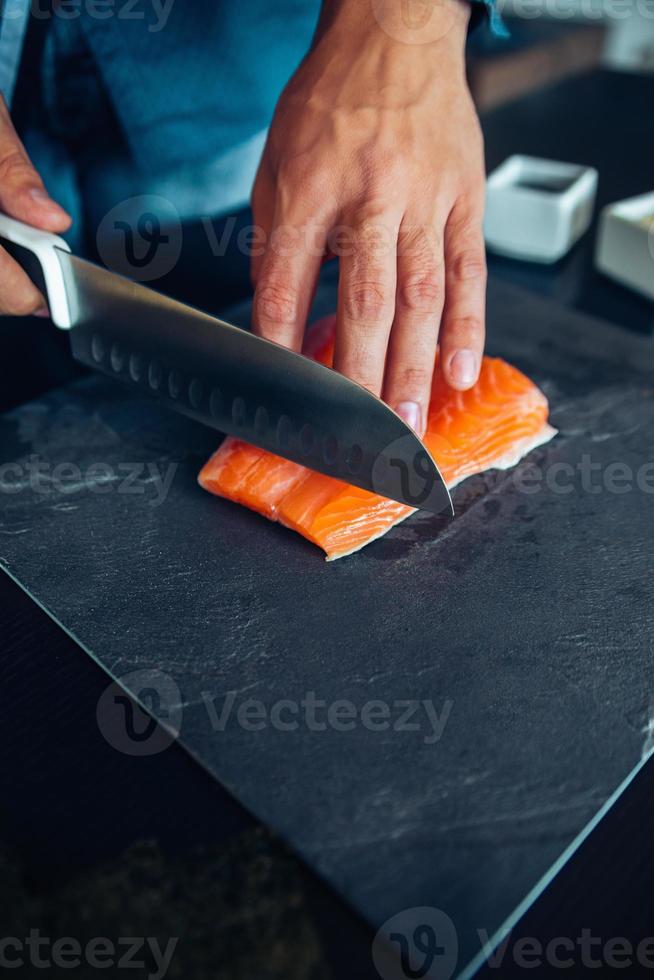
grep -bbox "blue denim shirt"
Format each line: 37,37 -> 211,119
1,1 -> 506,237
78,2 -> 322,174
80,0 -> 505,172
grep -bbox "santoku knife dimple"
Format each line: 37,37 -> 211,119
0,213 -> 453,516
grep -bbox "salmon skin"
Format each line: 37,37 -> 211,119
199,315 -> 557,561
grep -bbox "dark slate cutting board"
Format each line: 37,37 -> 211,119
1,276 -> 653,979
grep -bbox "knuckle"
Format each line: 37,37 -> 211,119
449,190 -> 484,228
396,365 -> 433,391
292,165 -> 330,203
359,166 -> 394,203
351,217 -> 394,259
277,156 -> 332,208
351,195 -> 389,223
446,313 -> 484,338
398,274 -> 443,313
343,279 -> 391,323
254,277 -> 300,326
0,149 -> 31,186
351,373 -> 381,396
460,180 -> 485,216
449,248 -> 486,284
362,147 -> 404,187
398,224 -> 442,261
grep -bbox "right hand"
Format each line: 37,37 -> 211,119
0,95 -> 71,317
250,0 -> 485,438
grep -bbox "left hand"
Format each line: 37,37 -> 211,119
251,0 -> 487,437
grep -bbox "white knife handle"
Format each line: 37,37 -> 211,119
0,212 -> 72,329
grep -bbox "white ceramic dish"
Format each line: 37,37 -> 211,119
484,155 -> 598,264
595,191 -> 654,302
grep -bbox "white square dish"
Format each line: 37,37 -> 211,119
595,191 -> 654,302
484,155 -> 598,264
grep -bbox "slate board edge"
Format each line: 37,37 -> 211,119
459,747 -> 654,979
1,554 -> 652,980
0,558 -> 382,950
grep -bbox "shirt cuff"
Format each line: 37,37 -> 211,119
470,0 -> 510,38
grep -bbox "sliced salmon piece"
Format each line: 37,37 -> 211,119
198,439 -> 265,506
199,316 -> 556,560
294,486 -> 412,559
236,454 -> 308,519
302,314 -> 336,366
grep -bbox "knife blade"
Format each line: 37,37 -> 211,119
0,214 -> 453,516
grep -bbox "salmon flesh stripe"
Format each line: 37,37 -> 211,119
198,315 -> 557,560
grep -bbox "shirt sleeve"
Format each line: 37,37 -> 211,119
470,0 -> 510,38
0,0 -> 31,105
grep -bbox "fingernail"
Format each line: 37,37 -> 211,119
395,401 -> 423,436
34,306 -> 50,318
449,349 -> 478,388
29,188 -> 54,204
29,188 -> 66,215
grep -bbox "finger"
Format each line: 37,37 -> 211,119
440,198 -> 486,391
252,198 -> 328,352
0,244 -> 46,316
249,158 -> 275,288
333,207 -> 401,396
382,216 -> 446,436
0,95 -> 70,233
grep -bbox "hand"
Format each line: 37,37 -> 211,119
0,95 -> 71,317
251,0 -> 486,437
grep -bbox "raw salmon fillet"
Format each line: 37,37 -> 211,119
199,315 -> 556,560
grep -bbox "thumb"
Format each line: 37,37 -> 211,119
0,96 -> 70,233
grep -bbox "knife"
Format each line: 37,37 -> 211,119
0,213 -> 453,516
